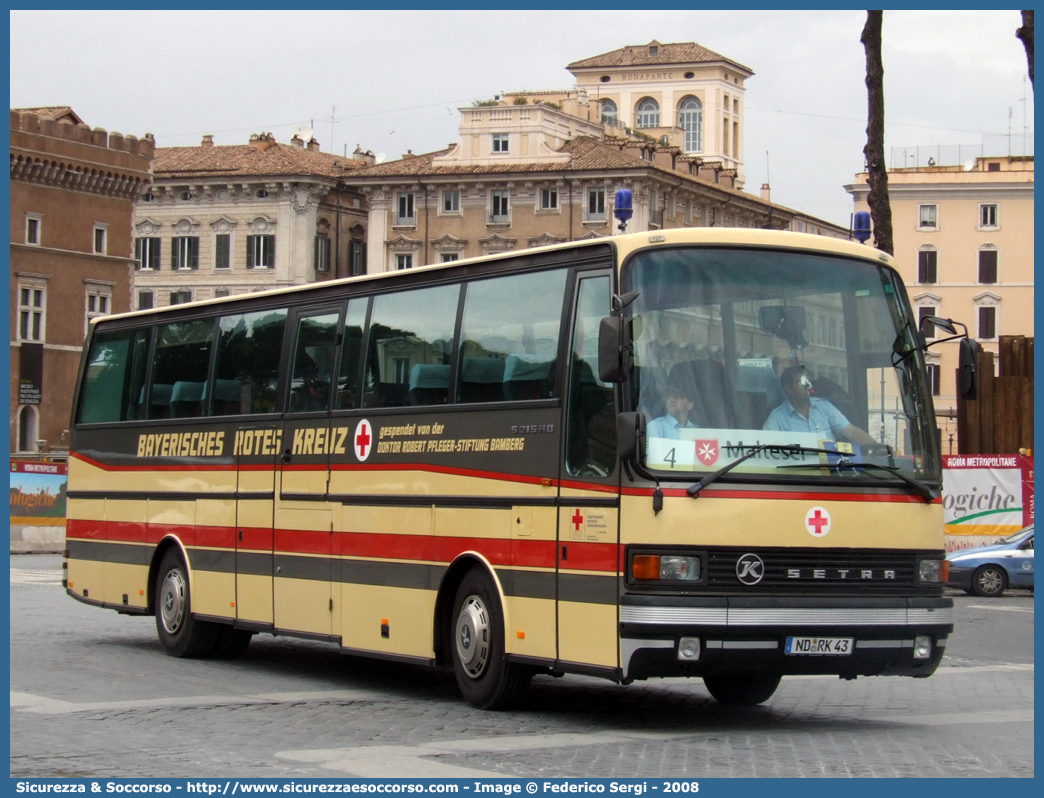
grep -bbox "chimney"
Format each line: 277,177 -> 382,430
201,134 -> 214,148
760,183 -> 771,203
306,137 -> 320,152
290,133 -> 305,148
353,145 -> 375,165
402,149 -> 415,159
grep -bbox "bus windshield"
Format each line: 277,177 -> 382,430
625,245 -> 939,481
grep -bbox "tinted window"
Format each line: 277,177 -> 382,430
457,269 -> 567,403
364,285 -> 459,408
335,299 -> 368,410
213,309 -> 287,415
77,328 -> 151,423
288,310 -> 341,413
148,319 -> 214,419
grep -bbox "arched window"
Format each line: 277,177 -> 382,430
679,96 -> 703,153
601,99 -> 618,127
635,98 -> 660,129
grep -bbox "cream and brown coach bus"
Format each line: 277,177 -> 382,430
65,227 -> 958,709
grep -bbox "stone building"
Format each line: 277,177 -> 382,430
846,155 -> 1034,447
132,133 -> 369,308
10,107 -> 154,454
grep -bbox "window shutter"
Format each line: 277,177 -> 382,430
978,250 -> 997,283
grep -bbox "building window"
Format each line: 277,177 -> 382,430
918,204 -> 938,229
214,234 -> 231,270
918,306 -> 938,339
138,291 -> 154,310
25,215 -> 41,245
18,285 -> 45,342
172,236 -> 200,270
396,192 -> 415,225
978,306 -> 997,340
601,99 -> 618,127
93,225 -> 108,255
539,187 -> 558,211
489,189 -> 510,223
395,253 -> 413,270
441,189 -> 460,214
917,249 -> 938,283
170,290 -> 192,306
492,133 -> 509,153
927,364 -> 941,396
678,96 -> 703,153
980,203 -> 998,228
214,289 -> 230,299
350,240 -> 365,276
135,237 -> 161,270
978,249 -> 998,284
17,405 -> 39,454
246,234 -> 275,269
636,98 -> 660,128
85,289 -> 111,335
586,187 -> 606,222
314,234 -> 331,273
440,253 -> 459,263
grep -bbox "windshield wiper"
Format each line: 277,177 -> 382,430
687,443 -> 833,498
778,459 -> 937,504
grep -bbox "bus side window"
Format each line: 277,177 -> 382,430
148,319 -> 214,420
288,311 -> 340,413
76,327 -> 152,424
363,284 -> 459,408
213,308 -> 288,415
335,299 -> 368,410
456,268 -> 567,404
566,274 -> 616,478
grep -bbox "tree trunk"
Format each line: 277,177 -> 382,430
861,10 -> 893,255
1017,10 -> 1034,89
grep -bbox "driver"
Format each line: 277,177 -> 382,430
647,372 -> 699,439
764,365 -> 875,444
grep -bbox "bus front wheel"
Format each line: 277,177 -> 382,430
703,671 -> 781,706
450,568 -> 531,709
154,548 -> 220,658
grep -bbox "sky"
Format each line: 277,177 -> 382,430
9,8 -> 1033,227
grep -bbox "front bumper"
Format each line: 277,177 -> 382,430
946,566 -> 975,591
620,595 -> 953,680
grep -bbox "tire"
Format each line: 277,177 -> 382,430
703,672 -> 782,706
450,568 -> 532,709
972,564 -> 1007,597
212,627 -> 254,659
154,548 -> 221,658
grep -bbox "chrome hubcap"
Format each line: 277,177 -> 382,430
160,568 -> 187,634
978,569 -> 1002,594
455,595 -> 490,679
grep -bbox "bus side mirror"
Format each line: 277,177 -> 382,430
958,338 -> 979,400
598,316 -> 630,383
616,411 -> 645,462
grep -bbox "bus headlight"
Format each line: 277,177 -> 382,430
918,558 -> 947,583
913,635 -> 932,660
633,554 -> 701,581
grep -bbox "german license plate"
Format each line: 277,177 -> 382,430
785,636 -> 853,655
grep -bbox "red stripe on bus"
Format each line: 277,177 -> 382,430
66,519 -> 621,573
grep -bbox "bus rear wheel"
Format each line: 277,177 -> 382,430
450,568 -> 531,709
703,671 -> 781,706
154,548 -> 221,658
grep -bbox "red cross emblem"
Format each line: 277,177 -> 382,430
571,509 -> 584,532
695,439 -> 719,467
805,506 -> 831,537
354,419 -> 372,462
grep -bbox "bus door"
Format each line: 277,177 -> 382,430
275,305 -> 343,638
556,271 -> 621,670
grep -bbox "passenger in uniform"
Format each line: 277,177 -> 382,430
764,365 -> 875,444
647,373 -> 699,439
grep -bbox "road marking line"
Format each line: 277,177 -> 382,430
10,689 -> 385,715
965,604 -> 1034,613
